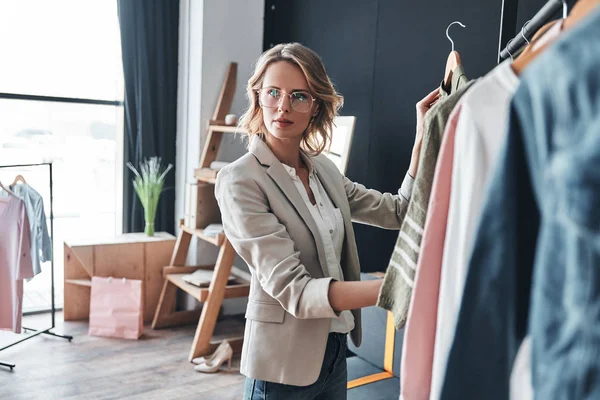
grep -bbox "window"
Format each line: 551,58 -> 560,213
0,0 -> 124,313
0,1 -> 124,101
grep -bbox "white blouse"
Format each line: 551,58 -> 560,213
283,153 -> 415,333
282,156 -> 355,333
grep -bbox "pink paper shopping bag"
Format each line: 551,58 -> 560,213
89,276 -> 144,339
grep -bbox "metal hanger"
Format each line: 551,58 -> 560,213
446,21 -> 466,52
521,20 -> 531,44
506,39 -> 515,60
443,21 -> 466,91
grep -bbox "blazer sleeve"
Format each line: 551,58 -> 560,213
344,173 -> 415,229
215,166 -> 338,320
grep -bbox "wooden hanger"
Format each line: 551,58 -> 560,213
11,174 -> 26,186
443,21 -> 466,91
444,52 -> 462,91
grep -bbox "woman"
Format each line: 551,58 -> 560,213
215,42 -> 439,399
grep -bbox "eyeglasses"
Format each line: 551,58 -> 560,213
257,87 -> 316,113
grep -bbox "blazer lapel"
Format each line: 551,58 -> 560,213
249,136 -> 329,277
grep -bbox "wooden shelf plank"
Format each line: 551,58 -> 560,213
180,225 -> 224,246
194,167 -> 217,177
208,125 -> 248,134
166,273 -> 250,303
194,168 -> 217,184
213,283 -> 250,303
162,265 -> 214,277
199,283 -> 250,303
65,278 -> 92,287
167,274 -> 203,300
195,176 -> 216,184
65,232 -> 176,247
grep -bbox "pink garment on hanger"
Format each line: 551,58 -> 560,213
400,104 -> 462,400
0,196 -> 34,333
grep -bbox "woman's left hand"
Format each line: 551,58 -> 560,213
408,88 -> 440,177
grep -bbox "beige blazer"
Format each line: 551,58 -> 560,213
215,135 -> 410,386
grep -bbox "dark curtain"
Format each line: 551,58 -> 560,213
117,0 -> 179,234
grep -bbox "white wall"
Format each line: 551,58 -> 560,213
175,0 -> 264,313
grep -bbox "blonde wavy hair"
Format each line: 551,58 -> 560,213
238,43 -> 344,155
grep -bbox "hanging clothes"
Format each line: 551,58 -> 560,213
402,58 -> 522,400
377,65 -> 475,329
10,183 -> 52,277
429,59 -> 520,400
441,6 -> 600,399
0,196 -> 34,333
400,104 -> 464,400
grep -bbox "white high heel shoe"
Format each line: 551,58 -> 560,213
192,340 -> 230,365
194,340 -> 233,373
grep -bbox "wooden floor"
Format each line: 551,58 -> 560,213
0,312 -> 246,400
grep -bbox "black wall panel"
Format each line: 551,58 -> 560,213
264,0 -> 379,186
362,1 -> 502,270
263,0 -> 560,272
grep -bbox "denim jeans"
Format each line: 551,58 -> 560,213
243,332 -> 348,400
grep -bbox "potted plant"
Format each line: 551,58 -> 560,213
126,157 -> 173,236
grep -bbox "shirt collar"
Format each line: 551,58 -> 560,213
282,150 -> 314,179
440,64 -> 467,97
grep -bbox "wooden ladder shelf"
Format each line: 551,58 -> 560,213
152,62 -> 251,361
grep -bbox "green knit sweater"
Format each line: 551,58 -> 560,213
377,66 -> 476,329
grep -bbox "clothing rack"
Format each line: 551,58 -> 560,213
0,162 -> 72,371
499,0 -> 570,61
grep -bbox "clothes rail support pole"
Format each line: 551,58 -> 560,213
0,162 -> 73,371
497,0 -> 520,64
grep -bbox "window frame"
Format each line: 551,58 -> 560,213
1,91 -> 125,314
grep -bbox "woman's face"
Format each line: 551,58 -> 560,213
260,61 -> 317,143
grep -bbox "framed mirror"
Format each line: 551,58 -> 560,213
323,116 -> 355,175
